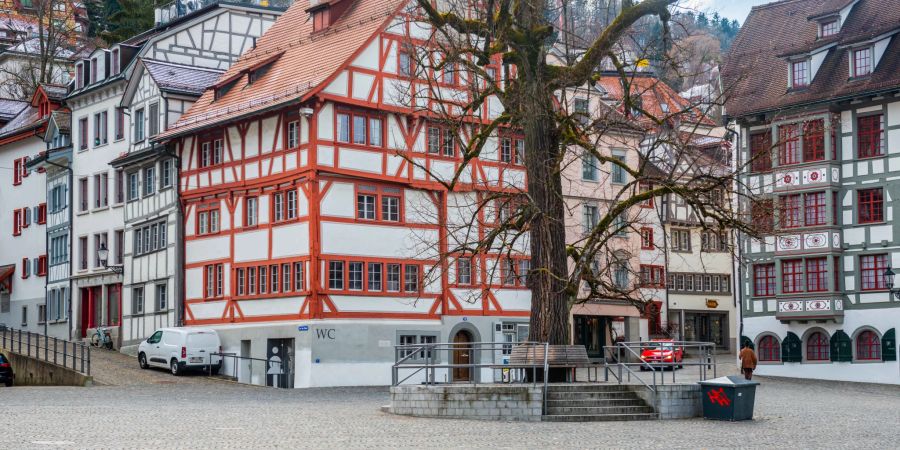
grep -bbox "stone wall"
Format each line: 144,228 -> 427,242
2,351 -> 93,386
632,384 -> 702,419
389,385 -> 543,421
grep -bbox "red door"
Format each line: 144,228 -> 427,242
80,288 -> 90,337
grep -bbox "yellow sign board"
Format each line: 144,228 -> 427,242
706,299 -> 719,308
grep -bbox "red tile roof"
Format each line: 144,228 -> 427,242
595,72 -> 716,128
158,0 -> 404,140
723,0 -> 900,118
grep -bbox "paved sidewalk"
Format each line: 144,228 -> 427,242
88,348 -> 221,386
1,374 -> 898,449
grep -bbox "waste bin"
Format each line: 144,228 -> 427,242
697,375 -> 760,421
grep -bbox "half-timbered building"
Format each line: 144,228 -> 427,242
63,1 -> 284,347
725,0 -> 899,382
109,2 -> 284,349
154,0 -> 543,386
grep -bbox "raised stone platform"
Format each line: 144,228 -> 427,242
387,382 -> 702,421
389,384 -> 543,421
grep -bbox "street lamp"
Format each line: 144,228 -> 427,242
98,243 -> 123,274
884,267 -> 900,300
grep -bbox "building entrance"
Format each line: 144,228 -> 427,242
573,315 -> 608,359
683,312 -> 728,350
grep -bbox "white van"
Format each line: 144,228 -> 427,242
138,328 -> 222,376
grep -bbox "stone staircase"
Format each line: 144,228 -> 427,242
542,384 -> 658,422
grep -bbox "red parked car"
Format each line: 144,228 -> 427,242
639,339 -> 683,370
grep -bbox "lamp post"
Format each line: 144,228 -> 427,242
98,243 -> 123,274
884,267 -> 900,300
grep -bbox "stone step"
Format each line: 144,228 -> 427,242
545,398 -> 646,407
546,405 -> 656,415
542,413 -> 659,422
546,384 -> 630,392
546,391 -> 639,400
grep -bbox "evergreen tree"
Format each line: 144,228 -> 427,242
104,0 -> 156,43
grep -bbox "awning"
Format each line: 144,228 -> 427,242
571,301 -> 641,318
0,264 -> 14,294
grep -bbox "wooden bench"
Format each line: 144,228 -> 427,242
508,345 -> 597,382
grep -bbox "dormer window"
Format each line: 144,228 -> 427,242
852,47 -> 872,77
90,58 -> 98,84
791,60 -> 810,88
821,20 -> 839,37
312,7 -> 330,32
111,49 -> 119,75
75,63 -> 83,88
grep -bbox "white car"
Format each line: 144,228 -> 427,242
138,328 -> 222,376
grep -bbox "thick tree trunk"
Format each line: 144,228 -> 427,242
523,103 -> 570,345
518,3 -> 571,346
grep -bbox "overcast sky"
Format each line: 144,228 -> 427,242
680,0 -> 772,23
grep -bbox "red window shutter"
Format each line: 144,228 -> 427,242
38,255 -> 47,276
37,203 -> 47,224
12,209 -> 21,236
13,158 -> 22,185
21,257 -> 28,278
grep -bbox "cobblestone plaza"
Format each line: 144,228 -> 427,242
1,369 -> 897,449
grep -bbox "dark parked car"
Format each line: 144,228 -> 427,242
0,352 -> 13,387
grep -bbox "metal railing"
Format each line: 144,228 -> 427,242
602,340 -> 717,405
155,0 -> 293,26
391,341 -> 549,386
209,352 -> 292,388
391,341 -> 550,413
0,327 -> 91,376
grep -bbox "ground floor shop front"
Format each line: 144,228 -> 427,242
205,315 -> 530,388
667,293 -> 737,352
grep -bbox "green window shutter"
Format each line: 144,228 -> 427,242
741,336 -> 754,350
830,330 -> 852,362
782,332 -> 802,362
882,328 -> 896,362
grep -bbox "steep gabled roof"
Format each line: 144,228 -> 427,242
596,72 -> 716,128
0,99 -> 28,122
158,0 -> 404,140
143,59 -> 224,96
723,0 -> 900,118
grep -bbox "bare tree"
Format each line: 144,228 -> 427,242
397,0 -> 762,345
0,0 -> 83,99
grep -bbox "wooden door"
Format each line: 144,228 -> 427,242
452,331 -> 472,382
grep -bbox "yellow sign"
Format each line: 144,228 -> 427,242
706,299 -> 719,308
636,59 -> 650,68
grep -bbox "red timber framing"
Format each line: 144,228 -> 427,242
176,11 -> 530,326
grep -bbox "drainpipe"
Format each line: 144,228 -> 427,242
43,155 -> 74,341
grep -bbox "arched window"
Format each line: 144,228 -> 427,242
759,335 -> 781,361
806,331 -> 829,361
856,330 -> 881,360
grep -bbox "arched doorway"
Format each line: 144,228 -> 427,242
451,330 -> 473,382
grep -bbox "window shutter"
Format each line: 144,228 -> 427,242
882,328 -> 896,362
32,257 -> 39,274
830,329 -> 852,362
23,207 -> 31,226
781,331 -> 802,362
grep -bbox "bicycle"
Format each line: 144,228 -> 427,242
91,326 -> 113,350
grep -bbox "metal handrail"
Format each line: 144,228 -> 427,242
392,341 -> 550,414
602,341 -> 719,408
0,327 -> 91,376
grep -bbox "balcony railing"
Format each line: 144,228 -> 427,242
155,0 -> 293,26
775,297 -> 844,322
